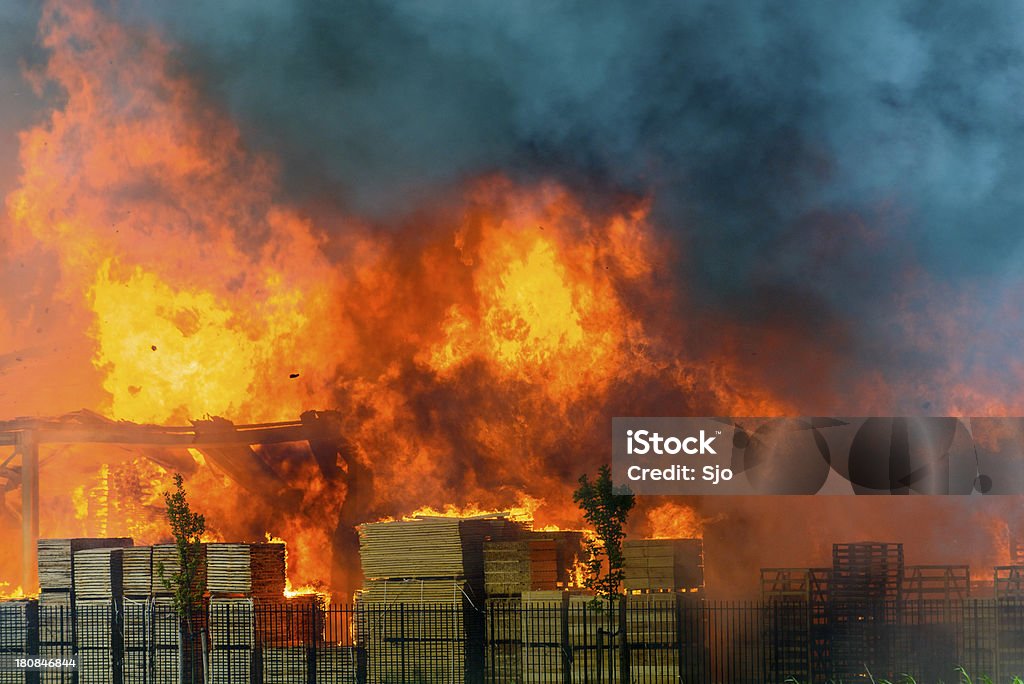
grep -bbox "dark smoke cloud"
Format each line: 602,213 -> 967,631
1,1 -> 1023,411
59,0 -> 1017,411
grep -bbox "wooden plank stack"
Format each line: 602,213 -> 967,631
0,600 -> 36,684
206,543 -> 286,599
485,597 -> 522,684
37,588 -> 73,682
519,591 -> 621,684
74,599 -> 117,684
359,516 -> 525,581
209,597 -> 254,684
120,598 -> 150,684
37,539 -> 133,592
315,645 -> 358,684
151,543 -> 207,596
261,646 -> 308,683
484,532 -> 586,595
121,547 -> 153,598
356,514 -> 523,684
357,589 -> 468,684
623,539 -> 704,592
255,593 -> 325,647
625,594 -> 681,683
72,549 -> 124,600
151,598 -> 181,684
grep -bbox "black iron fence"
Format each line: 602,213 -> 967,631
2,597 -> 1024,683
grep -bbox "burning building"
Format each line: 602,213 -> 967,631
1,0 -> 1024,635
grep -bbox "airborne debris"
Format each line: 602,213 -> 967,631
289,373 -> 300,378
150,345 -> 157,351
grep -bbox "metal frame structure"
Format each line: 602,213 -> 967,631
0,410 -> 352,593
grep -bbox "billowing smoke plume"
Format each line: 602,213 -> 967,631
1,1 -> 1024,597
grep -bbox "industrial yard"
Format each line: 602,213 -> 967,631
1,516 -> 1024,683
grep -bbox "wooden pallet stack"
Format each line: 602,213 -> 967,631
519,590 -> 619,684
120,597 -> 150,684
0,600 -> 36,684
624,593 -> 683,683
151,598 -> 180,684
623,539 -> 704,593
121,547 -> 153,598
357,515 -> 523,684
261,646 -> 308,683
74,599 -> 118,684
208,597 -> 254,684
36,591 -> 73,684
314,645 -> 359,683
206,542 -> 286,600
151,543 -> 207,596
484,531 -> 585,596
119,547 -> 152,684
35,538 -> 132,684
255,593 -> 325,648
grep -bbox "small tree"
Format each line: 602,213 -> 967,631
156,473 -> 206,684
573,464 -> 635,601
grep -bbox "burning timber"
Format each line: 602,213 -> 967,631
0,409 -> 371,598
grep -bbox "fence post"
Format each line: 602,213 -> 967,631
561,592 -> 571,684
400,603 -> 407,684
619,594 -> 629,684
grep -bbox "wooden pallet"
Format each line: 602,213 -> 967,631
261,646 -> 308,683
121,547 -> 153,597
73,548 -> 124,599
314,644 -> 358,683
37,538 -> 133,591
151,543 -> 207,596
358,516 -> 524,580
623,539 -> 703,592
206,542 -> 286,599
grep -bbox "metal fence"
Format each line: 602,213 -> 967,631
3,597 -> 1024,683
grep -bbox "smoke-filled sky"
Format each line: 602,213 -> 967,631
2,1 -> 1024,595
3,0 -> 1024,413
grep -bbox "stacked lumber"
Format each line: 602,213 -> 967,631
73,548 -> 123,599
37,538 -> 133,591
37,591 -> 73,653
485,532 -> 586,595
121,598 -> 151,684
261,646 -> 308,683
121,547 -> 153,597
356,514 -> 523,683
149,598 -> 205,684
519,591 -> 623,684
358,516 -> 524,580
625,594 -> 681,682
623,539 -> 704,592
255,593 -> 326,647
485,598 -> 522,684
206,542 -> 286,599
75,599 -> 117,684
315,645 -> 358,683
151,598 -> 180,684
151,543 -> 207,596
209,598 -> 254,684
357,580 -> 470,684
484,542 -> 532,595
0,600 -> 36,684
209,648 -> 252,684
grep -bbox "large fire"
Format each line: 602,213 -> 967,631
1,1 -> 1018,602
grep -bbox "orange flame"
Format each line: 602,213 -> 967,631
645,502 -> 705,539
0,1 -> 790,594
